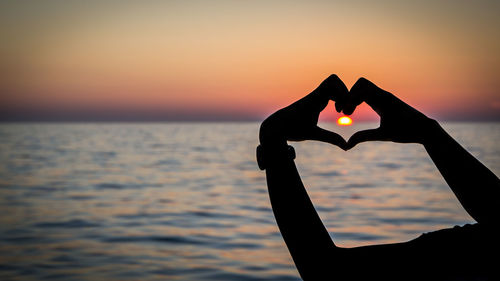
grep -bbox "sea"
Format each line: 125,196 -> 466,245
0,122 -> 499,281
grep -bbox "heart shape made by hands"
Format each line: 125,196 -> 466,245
259,75 -> 436,152
334,77 -> 437,150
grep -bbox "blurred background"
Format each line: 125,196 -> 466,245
0,1 -> 499,280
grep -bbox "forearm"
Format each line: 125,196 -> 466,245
264,149 -> 336,279
423,121 -> 500,225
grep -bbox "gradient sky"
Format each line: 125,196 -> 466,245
1,0 -> 499,121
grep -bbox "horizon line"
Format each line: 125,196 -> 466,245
1,118 -> 500,123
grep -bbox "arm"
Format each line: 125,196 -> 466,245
264,149 -> 339,280
260,76 -> 499,280
345,78 -> 500,225
423,122 -> 500,225
258,75 -> 348,279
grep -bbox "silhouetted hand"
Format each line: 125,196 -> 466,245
342,78 -> 438,149
260,74 -> 348,149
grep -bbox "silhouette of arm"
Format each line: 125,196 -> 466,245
260,76 -> 499,280
258,75 -> 348,279
263,151 -> 339,280
260,77 -> 421,280
263,151 -> 429,279
345,78 -> 500,225
423,123 -> 500,225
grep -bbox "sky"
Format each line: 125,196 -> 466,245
0,0 -> 499,121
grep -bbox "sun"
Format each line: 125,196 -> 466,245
337,116 -> 353,126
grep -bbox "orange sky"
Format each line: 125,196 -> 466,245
1,0 -> 499,121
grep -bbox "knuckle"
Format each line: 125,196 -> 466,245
353,77 -> 370,89
358,77 -> 368,83
328,74 -> 339,80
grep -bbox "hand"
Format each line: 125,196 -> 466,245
260,74 -> 348,150
341,78 -> 439,149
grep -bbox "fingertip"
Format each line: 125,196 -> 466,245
340,143 -> 349,151
312,126 -> 349,150
340,139 -> 348,150
335,101 -> 343,113
332,140 -> 347,151
346,134 -> 360,150
327,74 -> 340,81
358,77 -> 369,83
344,142 -> 356,150
342,105 -> 355,115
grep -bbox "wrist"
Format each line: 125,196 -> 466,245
256,144 -> 295,170
420,118 -> 445,146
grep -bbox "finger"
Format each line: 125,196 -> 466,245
313,74 -> 349,102
310,126 -> 348,150
344,77 -> 395,116
297,74 -> 348,116
335,100 -> 343,113
346,128 -> 386,150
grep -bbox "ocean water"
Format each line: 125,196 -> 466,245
0,122 -> 499,281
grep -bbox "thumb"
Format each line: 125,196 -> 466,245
310,126 -> 347,150
346,128 -> 386,150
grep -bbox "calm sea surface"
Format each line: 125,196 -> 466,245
0,122 -> 499,281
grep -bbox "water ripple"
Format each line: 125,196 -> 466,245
34,219 -> 101,228
102,235 -> 206,245
0,122 -> 497,280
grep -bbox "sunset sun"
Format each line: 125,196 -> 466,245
337,116 -> 353,126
